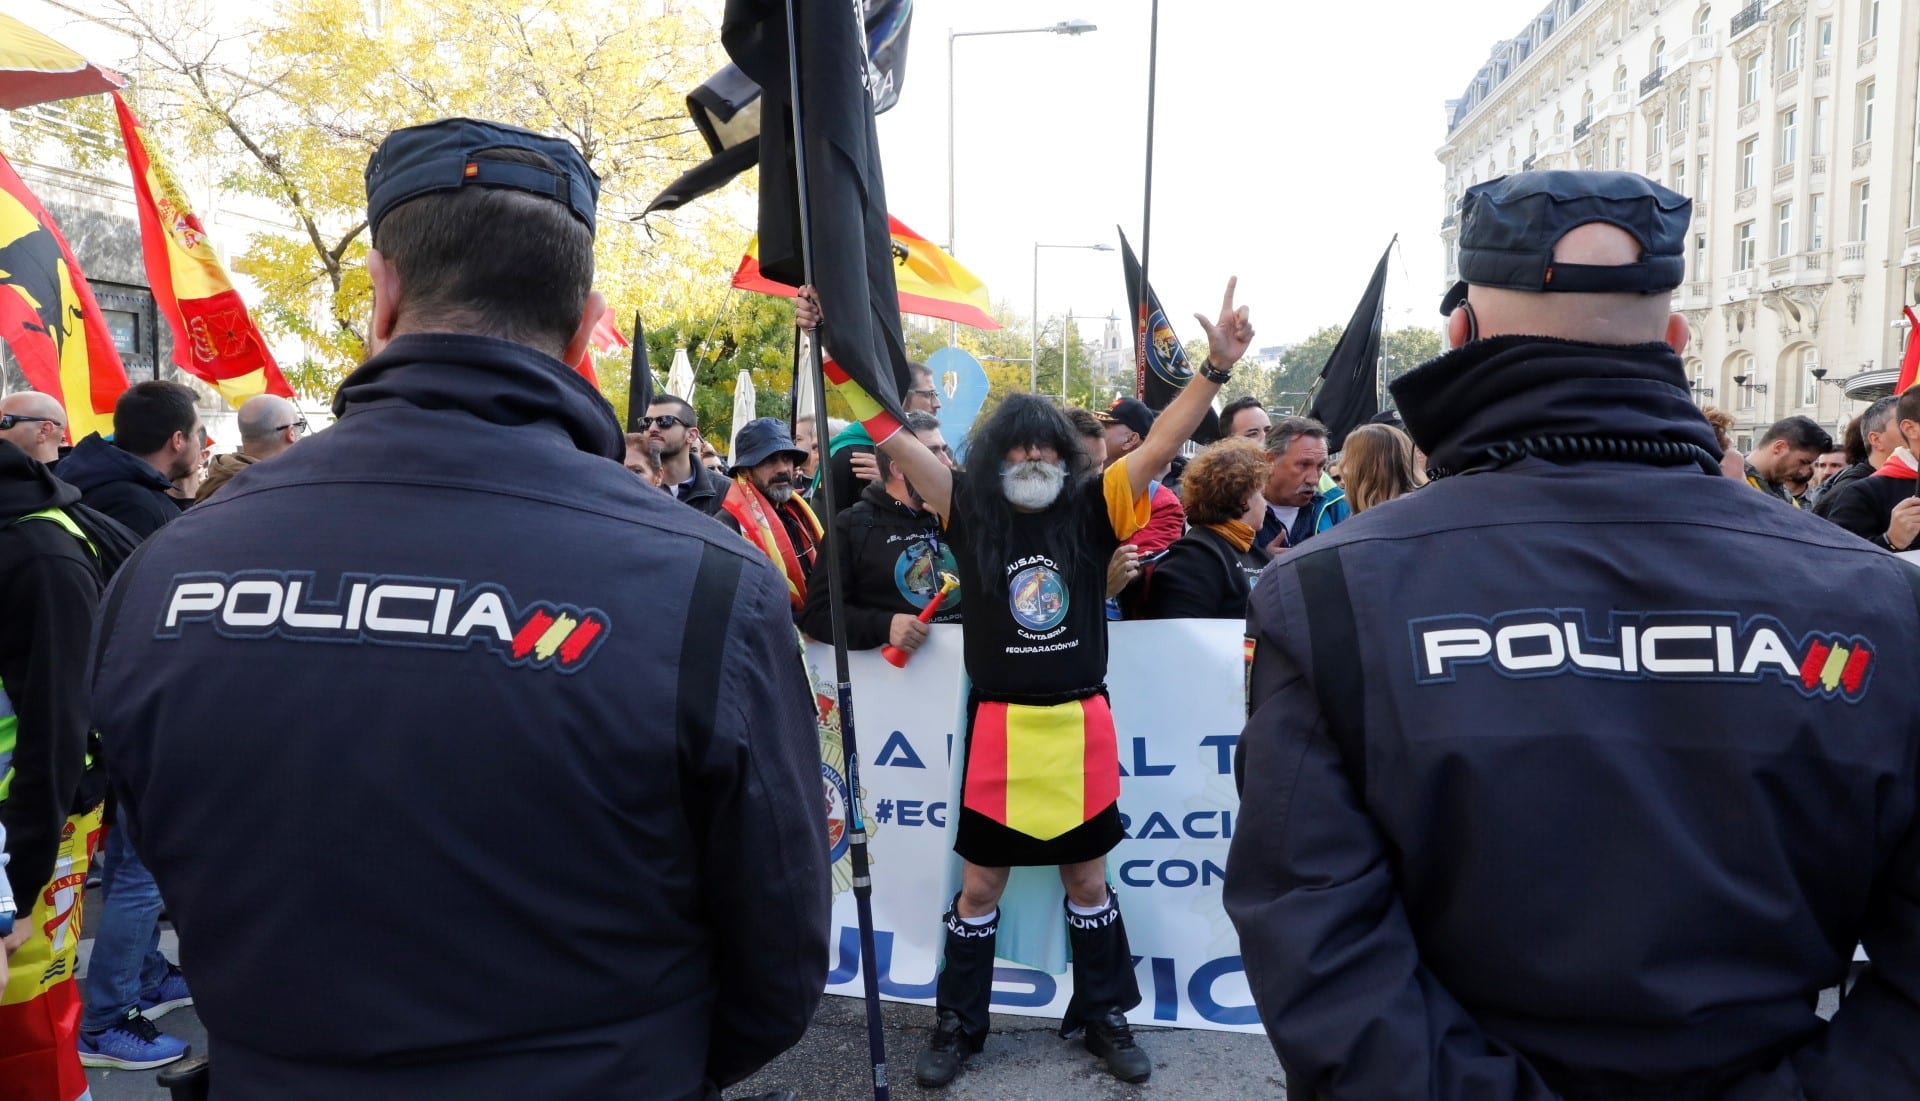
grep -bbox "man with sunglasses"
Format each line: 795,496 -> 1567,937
644,395 -> 729,516
821,360 -> 941,514
0,393 -> 66,464
195,393 -> 307,502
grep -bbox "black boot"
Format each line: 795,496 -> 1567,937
915,898 -> 995,1088
1061,888 -> 1151,1083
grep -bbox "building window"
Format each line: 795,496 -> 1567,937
1673,159 -> 1687,193
1614,66 -> 1629,94
1779,108 -> 1798,164
1809,193 -> 1826,249
1801,348 -> 1821,405
1677,93 -> 1690,130
1783,19 -> 1803,71
1812,97 -> 1828,152
1816,17 -> 1833,57
1737,221 -> 1757,269
1694,232 -> 1709,275
1581,89 -> 1595,120
1740,136 -> 1758,187
1853,180 -> 1871,240
1776,201 -> 1793,256
1735,355 -> 1756,410
1698,153 -> 1710,183
1698,88 -> 1712,122
1652,113 -> 1666,152
1695,5 -> 1713,37
1862,0 -> 1879,39
1857,80 -> 1875,144
1615,136 -> 1627,168
1741,52 -> 1761,106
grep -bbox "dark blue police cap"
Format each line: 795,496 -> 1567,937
364,117 -> 600,238
732,417 -> 809,470
1439,170 -> 1691,315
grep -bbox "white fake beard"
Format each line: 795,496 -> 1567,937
1001,459 -> 1068,510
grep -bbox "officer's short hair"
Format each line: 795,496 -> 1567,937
1263,415 -> 1329,459
1757,415 -> 1832,453
113,380 -> 199,455
1897,389 -> 1920,432
373,146 -> 593,354
876,411 -> 941,484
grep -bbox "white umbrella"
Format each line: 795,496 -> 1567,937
729,370 -> 757,463
667,347 -> 696,402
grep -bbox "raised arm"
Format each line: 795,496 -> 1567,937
1124,276 -> 1254,501
793,286 -> 953,520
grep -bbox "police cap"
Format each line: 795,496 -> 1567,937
1439,170 -> 1690,315
364,117 -> 601,237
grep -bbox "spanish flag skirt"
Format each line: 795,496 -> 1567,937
956,687 -> 1122,867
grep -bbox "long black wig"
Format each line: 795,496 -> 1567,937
952,393 -> 1102,597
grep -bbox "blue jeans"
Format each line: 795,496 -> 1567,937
80,824 -> 171,1033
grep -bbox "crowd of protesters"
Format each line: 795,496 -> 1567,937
3,125 -> 1918,1101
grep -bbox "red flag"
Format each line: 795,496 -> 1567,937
571,300 -> 628,389
0,150 -> 128,441
1899,305 -> 1920,393
113,92 -> 293,405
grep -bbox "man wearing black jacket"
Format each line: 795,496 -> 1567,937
54,381 -> 203,539
0,438 -> 107,1087
799,412 -> 958,651
90,119 -> 827,1101
1817,385 -> 1920,550
1228,171 -> 1920,1099
1814,394 -> 1898,514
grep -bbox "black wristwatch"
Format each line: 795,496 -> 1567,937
1199,358 -> 1233,384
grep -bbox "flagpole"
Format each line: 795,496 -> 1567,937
781,3 -> 892,1098
1133,0 -> 1160,399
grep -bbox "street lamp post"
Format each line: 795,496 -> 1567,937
947,19 -> 1097,344
1032,242 -> 1113,392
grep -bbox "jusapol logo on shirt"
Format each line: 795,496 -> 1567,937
1411,609 -> 1874,702
156,571 -> 610,673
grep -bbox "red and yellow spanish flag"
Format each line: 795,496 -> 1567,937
113,92 -> 293,406
734,215 -> 1001,331
963,696 -> 1121,841
0,150 -> 127,442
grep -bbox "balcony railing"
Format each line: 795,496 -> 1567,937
1730,1 -> 1766,37
1810,154 -> 1828,175
1442,213 -> 1458,230
1573,115 -> 1593,140
1766,256 -> 1793,277
1814,58 -> 1831,78
1725,269 -> 1756,295
1640,68 -> 1666,97
1599,90 -> 1633,118
1837,242 -> 1867,275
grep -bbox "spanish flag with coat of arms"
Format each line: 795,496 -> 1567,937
113,91 -> 293,405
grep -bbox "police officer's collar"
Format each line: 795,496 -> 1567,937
333,332 -> 624,461
1391,335 -> 1719,480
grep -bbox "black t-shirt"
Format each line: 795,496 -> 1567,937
946,464 -> 1143,699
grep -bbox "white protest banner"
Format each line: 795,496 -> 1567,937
807,618 -> 1259,1033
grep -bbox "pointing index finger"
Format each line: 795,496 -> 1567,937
1221,276 -> 1239,319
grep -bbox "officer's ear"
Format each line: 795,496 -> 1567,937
1446,304 -> 1474,349
367,249 -> 401,356
1664,312 -> 1691,355
561,291 -> 608,375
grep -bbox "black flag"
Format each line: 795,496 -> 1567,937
1309,241 -> 1392,452
646,1 -> 913,215
625,312 -> 654,432
725,0 -> 912,422
1119,228 -> 1218,442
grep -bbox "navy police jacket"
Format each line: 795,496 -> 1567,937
91,334 -> 830,1101
1225,336 -> 1920,1100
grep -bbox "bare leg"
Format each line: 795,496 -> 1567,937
1058,857 -> 1108,908
957,861 -> 1011,918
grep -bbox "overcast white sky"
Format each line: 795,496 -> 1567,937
873,0 -> 1553,349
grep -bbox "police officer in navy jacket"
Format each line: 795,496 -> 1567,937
1226,172 -> 1920,1099
90,119 -> 828,1101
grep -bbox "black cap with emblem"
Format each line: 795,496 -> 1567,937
1439,170 -> 1691,316
364,117 -> 601,238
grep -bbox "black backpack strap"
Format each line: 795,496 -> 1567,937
1295,547 -> 1368,798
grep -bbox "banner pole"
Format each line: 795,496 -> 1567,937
781,3 -> 892,1098
1133,0 -> 1161,400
